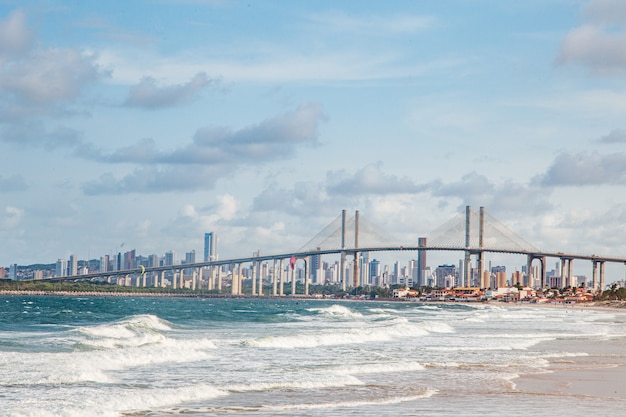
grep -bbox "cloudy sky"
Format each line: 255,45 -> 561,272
2,0 -> 626,279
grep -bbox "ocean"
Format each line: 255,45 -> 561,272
1,295 -> 626,417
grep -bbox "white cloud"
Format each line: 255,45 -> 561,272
326,163 -> 426,196
79,103 -> 326,195
124,72 -> 217,109
3,206 -> 24,228
0,10 -> 33,59
534,151 -> 626,186
596,128 -> 626,143
559,0 -> 626,74
215,194 -> 238,220
0,9 -> 108,127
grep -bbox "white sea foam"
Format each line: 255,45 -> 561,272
243,320 -> 433,348
306,304 -> 363,318
225,374 -> 364,392
177,387 -> 439,414
332,360 -> 425,375
7,383 -> 228,417
0,328 -> 217,386
265,387 -> 439,411
75,314 -> 171,349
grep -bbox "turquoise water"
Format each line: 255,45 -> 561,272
1,296 -> 626,416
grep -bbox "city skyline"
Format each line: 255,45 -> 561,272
3,1 -> 626,281
1,232 -> 609,291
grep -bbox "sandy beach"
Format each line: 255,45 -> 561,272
514,309 -> 626,402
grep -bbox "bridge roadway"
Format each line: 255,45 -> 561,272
42,245 -> 626,293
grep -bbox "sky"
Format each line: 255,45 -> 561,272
2,0 -> 626,280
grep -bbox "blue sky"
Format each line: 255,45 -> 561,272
2,0 -> 626,279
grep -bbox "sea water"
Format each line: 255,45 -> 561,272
1,296 -> 626,417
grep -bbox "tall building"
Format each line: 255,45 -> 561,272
123,250 -> 136,270
148,254 -> 159,268
56,259 -> 67,277
164,251 -> 177,266
369,259 -> 381,285
204,232 -> 217,261
435,264 -> 457,288
184,250 -> 196,275
68,254 -> 78,276
100,255 -> 109,272
9,264 -> 17,280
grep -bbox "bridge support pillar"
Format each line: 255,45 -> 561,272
231,264 -> 241,295
340,252 -> 346,291
464,206 -> 471,287
568,259 -> 575,288
230,265 -> 235,295
272,259 -> 278,296
599,261 -> 606,293
304,257 -> 309,296
354,210 -> 360,289
353,252 -> 360,288
207,267 -> 213,291
478,207 -> 485,288
279,259 -> 285,296
251,262 -> 257,296
217,266 -> 222,292
341,209 -> 347,291
258,261 -> 263,296
541,256 -> 547,288
477,251 -> 485,289
291,261 -> 296,296
192,268 -> 199,291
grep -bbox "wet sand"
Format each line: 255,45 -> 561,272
514,316 -> 626,400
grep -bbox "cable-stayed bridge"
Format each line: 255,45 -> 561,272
43,206 -> 626,295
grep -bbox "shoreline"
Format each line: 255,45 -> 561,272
2,289 -> 626,312
514,335 -> 626,401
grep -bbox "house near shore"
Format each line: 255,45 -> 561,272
393,287 -> 419,298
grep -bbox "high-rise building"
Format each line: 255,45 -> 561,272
184,250 -> 196,275
148,254 -> 159,267
496,271 -> 507,288
369,259 -> 381,285
68,255 -> 78,276
123,250 -> 136,270
435,264 -> 457,288
164,251 -> 177,266
204,232 -> 217,261
9,264 -> 17,280
100,255 -> 109,272
56,259 -> 67,277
